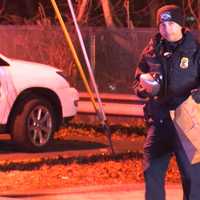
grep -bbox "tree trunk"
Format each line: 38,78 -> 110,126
0,0 -> 6,15
100,0 -> 115,27
77,0 -> 90,24
198,0 -> 200,30
188,0 -> 200,30
22,0 -> 36,18
149,0 -> 160,27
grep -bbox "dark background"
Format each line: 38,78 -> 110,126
0,0 -> 199,28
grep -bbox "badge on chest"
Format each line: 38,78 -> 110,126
180,57 -> 189,69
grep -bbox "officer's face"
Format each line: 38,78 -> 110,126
159,21 -> 183,42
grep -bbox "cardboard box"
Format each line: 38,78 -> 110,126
173,96 -> 200,164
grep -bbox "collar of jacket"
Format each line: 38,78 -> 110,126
153,29 -> 198,55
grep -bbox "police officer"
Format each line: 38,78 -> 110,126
133,4 -> 200,200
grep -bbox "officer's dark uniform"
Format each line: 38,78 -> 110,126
134,29 -> 200,200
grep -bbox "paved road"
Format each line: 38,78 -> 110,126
0,184 -> 182,200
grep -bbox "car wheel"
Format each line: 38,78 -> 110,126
11,97 -> 57,151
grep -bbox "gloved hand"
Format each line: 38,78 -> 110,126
139,73 -> 162,97
133,72 -> 162,98
191,88 -> 200,103
132,79 -> 149,98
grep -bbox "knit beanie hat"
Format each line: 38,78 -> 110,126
156,5 -> 184,27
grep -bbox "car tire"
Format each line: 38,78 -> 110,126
11,97 -> 57,152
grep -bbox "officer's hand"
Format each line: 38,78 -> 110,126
191,88 -> 200,103
132,79 -> 149,99
136,87 -> 149,98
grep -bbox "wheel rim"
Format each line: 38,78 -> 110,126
27,105 -> 53,147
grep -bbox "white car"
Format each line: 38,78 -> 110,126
0,53 -> 79,151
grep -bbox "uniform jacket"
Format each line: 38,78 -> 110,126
135,29 -> 200,109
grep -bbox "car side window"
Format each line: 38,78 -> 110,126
0,58 -> 9,66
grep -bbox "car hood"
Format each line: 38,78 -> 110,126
10,59 -> 61,72
4,58 -> 70,93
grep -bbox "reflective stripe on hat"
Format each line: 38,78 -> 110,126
160,11 -> 172,22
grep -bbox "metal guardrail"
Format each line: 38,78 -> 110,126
78,92 -> 145,117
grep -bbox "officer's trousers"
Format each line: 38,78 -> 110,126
143,100 -> 200,200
